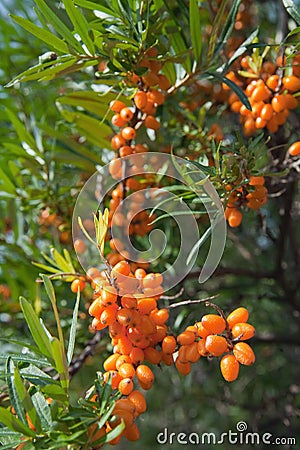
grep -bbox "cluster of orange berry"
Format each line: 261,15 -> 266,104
225,54 -> 300,136
86,260 -> 173,443
175,306 -> 255,382
224,175 -> 268,227
38,207 -> 71,244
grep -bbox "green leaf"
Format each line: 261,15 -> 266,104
206,0 -> 230,63
50,247 -> 75,273
41,275 -> 64,349
59,109 -> 112,148
64,0 -> 95,55
40,384 -> 68,403
0,407 -> 35,437
189,0 -> 202,64
19,297 -> 54,363
282,0 -> 300,25
31,390 -> 53,430
67,288 -> 81,365
215,0 -> 242,55
50,339 -> 69,392
210,72 -> 252,110
6,358 -> 27,427
35,0 -> 83,53
10,14 -> 69,53
6,108 -> 37,151
0,167 -> 16,196
31,262 -> 61,274
13,368 -> 41,433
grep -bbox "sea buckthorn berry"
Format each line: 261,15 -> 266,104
116,308 -> 133,326
117,336 -> 133,355
251,85 -> 271,102
71,278 -> 86,293
271,94 -> 286,113
118,362 -> 136,379
201,314 -> 226,334
101,286 -> 118,306
157,74 -> 171,90
123,423 -> 140,441
142,272 -> 163,288
231,323 -> 255,340
103,353 -> 120,372
283,75 -> 300,92
121,126 -> 137,141
233,342 -> 255,365
144,115 -> 160,130
128,390 -> 147,414
177,330 -> 195,346
255,117 -> 267,129
100,307 -> 117,326
103,370 -> 122,389
137,297 -> 157,315
205,335 -> 228,357
144,347 -> 161,365
136,364 -> 154,386
135,268 -> 147,279
147,89 -> 165,105
220,354 -> 240,382
118,378 -> 134,396
115,355 -> 132,370
121,295 -> 137,310
111,134 -> 126,150
185,342 -> 201,363
227,307 -> 249,328
129,347 -> 144,365
195,322 -> 210,338
142,71 -> 159,87
162,335 -> 177,354
249,176 -> 265,186
110,100 -> 126,112
119,145 -> 133,157
227,208 -> 243,227
112,260 -> 131,276
109,157 -> 122,177
197,338 -> 209,357
120,107 -> 134,121
111,113 -> 127,127
134,91 -> 148,109
74,238 -> 86,254
175,359 -> 191,376
288,141 -> 300,156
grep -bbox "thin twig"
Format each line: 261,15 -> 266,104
160,287 -> 184,300
166,294 -> 219,309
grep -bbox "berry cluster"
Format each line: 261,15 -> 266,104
225,54 -> 300,136
225,176 -> 268,227
175,307 -> 255,382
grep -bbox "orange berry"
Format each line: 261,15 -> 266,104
271,94 -> 286,113
100,306 -> 117,326
118,378 -> 134,396
175,359 -> 191,375
142,71 -> 159,87
128,390 -> 147,414
110,100 -> 126,112
231,323 -> 255,340
112,260 -> 131,276
101,286 -> 118,306
233,342 -> 255,365
117,336 -> 133,355
220,354 -> 240,382
144,347 -> 161,365
185,342 -> 201,363
227,307 -> 249,328
144,115 -> 160,130
205,335 -> 228,356
288,141 -> 300,156
255,117 -> 267,129
111,133 -> 126,150
266,74 -> 279,91
111,113 -> 127,127
118,362 -> 136,379
119,145 -> 133,157
137,297 -> 157,315
249,176 -> 265,186
116,308 -> 133,326
120,107 -> 134,121
227,208 -> 243,227
88,298 -> 104,317
103,370 -> 122,389
109,157 -> 122,177
121,126 -> 136,141
157,74 -> 171,90
147,89 -> 165,105
103,353 -> 120,372
201,314 -> 226,334
134,91 -> 148,109
177,330 -> 195,346
123,423 -> 140,441
162,335 -> 177,354
251,85 -> 271,102
74,238 -> 86,254
282,75 -> 300,92
115,355 -> 132,370
195,322 -> 210,338
129,347 -> 144,365
150,308 -> 169,325
71,278 -> 86,293
136,364 -> 154,386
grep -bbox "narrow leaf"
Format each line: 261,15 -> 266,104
67,288 -> 81,365
189,0 -> 202,64
13,368 -> 41,433
6,358 -> 27,426
51,339 -> 69,392
0,407 -> 35,437
210,72 -> 252,110
41,275 -> 64,349
31,391 -> 52,430
282,0 -> 300,25
10,14 -> 69,53
64,0 -> 95,55
19,297 -> 53,363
